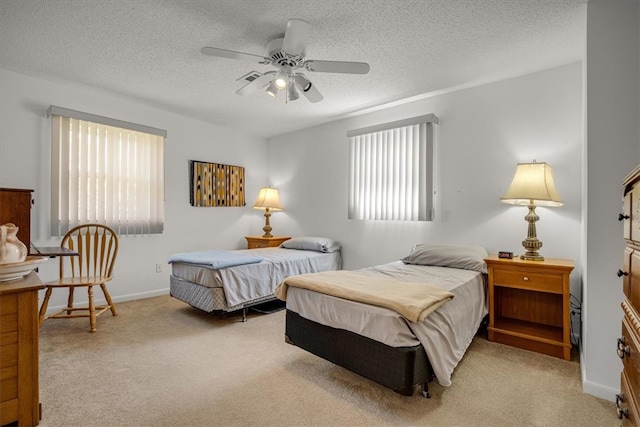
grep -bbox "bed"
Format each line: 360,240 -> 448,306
169,237 -> 342,321
275,244 -> 488,398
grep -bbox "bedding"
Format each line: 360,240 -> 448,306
279,247 -> 488,397
275,270 -> 454,322
169,243 -> 342,320
168,250 -> 263,269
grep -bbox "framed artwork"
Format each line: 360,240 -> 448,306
189,160 -> 245,207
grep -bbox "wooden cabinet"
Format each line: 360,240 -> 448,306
0,188 -> 33,254
618,165 -> 640,425
244,236 -> 290,249
0,272 -> 44,426
485,255 -> 574,360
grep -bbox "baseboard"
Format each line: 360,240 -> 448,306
43,288 -> 170,315
580,350 -> 618,402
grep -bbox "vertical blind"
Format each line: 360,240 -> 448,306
49,106 -> 166,236
348,114 -> 437,221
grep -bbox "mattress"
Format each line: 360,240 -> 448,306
170,247 -> 342,312
286,261 -> 487,386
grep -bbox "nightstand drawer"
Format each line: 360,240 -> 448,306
493,269 -> 563,294
249,240 -> 270,249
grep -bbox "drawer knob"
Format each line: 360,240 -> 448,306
619,213 -> 630,221
618,269 -> 629,278
523,276 -> 529,281
617,337 -> 631,359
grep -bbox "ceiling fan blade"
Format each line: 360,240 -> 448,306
304,60 -> 370,74
235,72 -> 275,96
293,74 -> 323,103
201,47 -> 271,65
282,19 -> 310,56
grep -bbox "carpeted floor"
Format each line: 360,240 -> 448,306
37,294 -> 618,427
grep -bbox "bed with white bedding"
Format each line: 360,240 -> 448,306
169,237 -> 342,321
276,244 -> 488,397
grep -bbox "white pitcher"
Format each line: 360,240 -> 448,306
0,223 -> 28,265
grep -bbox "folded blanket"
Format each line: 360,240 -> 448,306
168,250 -> 263,269
275,270 -> 454,322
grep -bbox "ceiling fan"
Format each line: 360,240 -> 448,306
200,19 -> 370,103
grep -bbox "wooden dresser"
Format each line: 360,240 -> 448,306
0,188 -> 34,254
0,272 -> 44,426
618,165 -> 640,424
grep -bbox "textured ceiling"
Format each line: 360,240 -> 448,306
0,0 -> 586,139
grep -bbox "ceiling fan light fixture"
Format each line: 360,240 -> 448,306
293,74 -> 312,92
274,65 -> 291,90
265,80 -> 278,97
287,80 -> 300,101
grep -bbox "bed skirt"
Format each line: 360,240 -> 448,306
285,309 -> 433,397
169,274 -> 276,314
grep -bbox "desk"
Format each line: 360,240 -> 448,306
31,246 -> 79,257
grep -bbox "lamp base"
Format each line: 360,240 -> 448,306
520,204 -> 544,261
520,252 -> 544,261
262,208 -> 273,238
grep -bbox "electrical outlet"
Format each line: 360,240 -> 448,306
155,263 -> 162,273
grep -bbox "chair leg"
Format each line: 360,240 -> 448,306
88,286 -> 97,333
39,287 -> 52,327
67,287 -> 75,315
100,283 -> 117,316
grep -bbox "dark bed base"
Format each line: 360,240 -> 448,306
285,309 -> 434,397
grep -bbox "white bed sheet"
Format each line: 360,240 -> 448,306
171,247 -> 342,308
285,261 -> 487,387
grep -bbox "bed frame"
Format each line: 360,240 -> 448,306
285,309 -> 434,398
170,274 -> 278,322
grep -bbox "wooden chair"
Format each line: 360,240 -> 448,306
39,224 -> 119,332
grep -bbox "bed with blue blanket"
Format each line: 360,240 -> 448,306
168,237 -> 342,321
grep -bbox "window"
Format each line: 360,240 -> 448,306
348,114 -> 438,221
48,106 -> 165,235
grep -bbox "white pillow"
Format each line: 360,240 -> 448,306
402,244 -> 488,273
280,236 -> 341,253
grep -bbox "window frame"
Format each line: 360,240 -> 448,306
347,114 -> 438,221
48,105 -> 166,236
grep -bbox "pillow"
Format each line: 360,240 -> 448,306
280,236 -> 341,253
402,244 -> 488,273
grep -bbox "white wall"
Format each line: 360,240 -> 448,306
582,0 -> 640,400
267,62 -> 583,327
0,69 -> 269,310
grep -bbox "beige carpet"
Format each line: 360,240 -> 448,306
37,295 -> 617,427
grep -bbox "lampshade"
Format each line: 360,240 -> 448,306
252,187 -> 283,211
501,161 -> 562,261
253,187 -> 283,238
500,162 -> 563,207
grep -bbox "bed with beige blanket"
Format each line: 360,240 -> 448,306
275,244 -> 489,398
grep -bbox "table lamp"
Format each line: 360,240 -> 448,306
500,161 -> 563,261
252,187 -> 284,238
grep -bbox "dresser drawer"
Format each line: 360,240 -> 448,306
492,269 -> 563,294
620,371 -> 640,425
621,315 -> 640,403
624,249 -> 640,311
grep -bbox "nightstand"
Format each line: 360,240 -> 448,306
244,236 -> 291,249
484,254 -> 574,360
